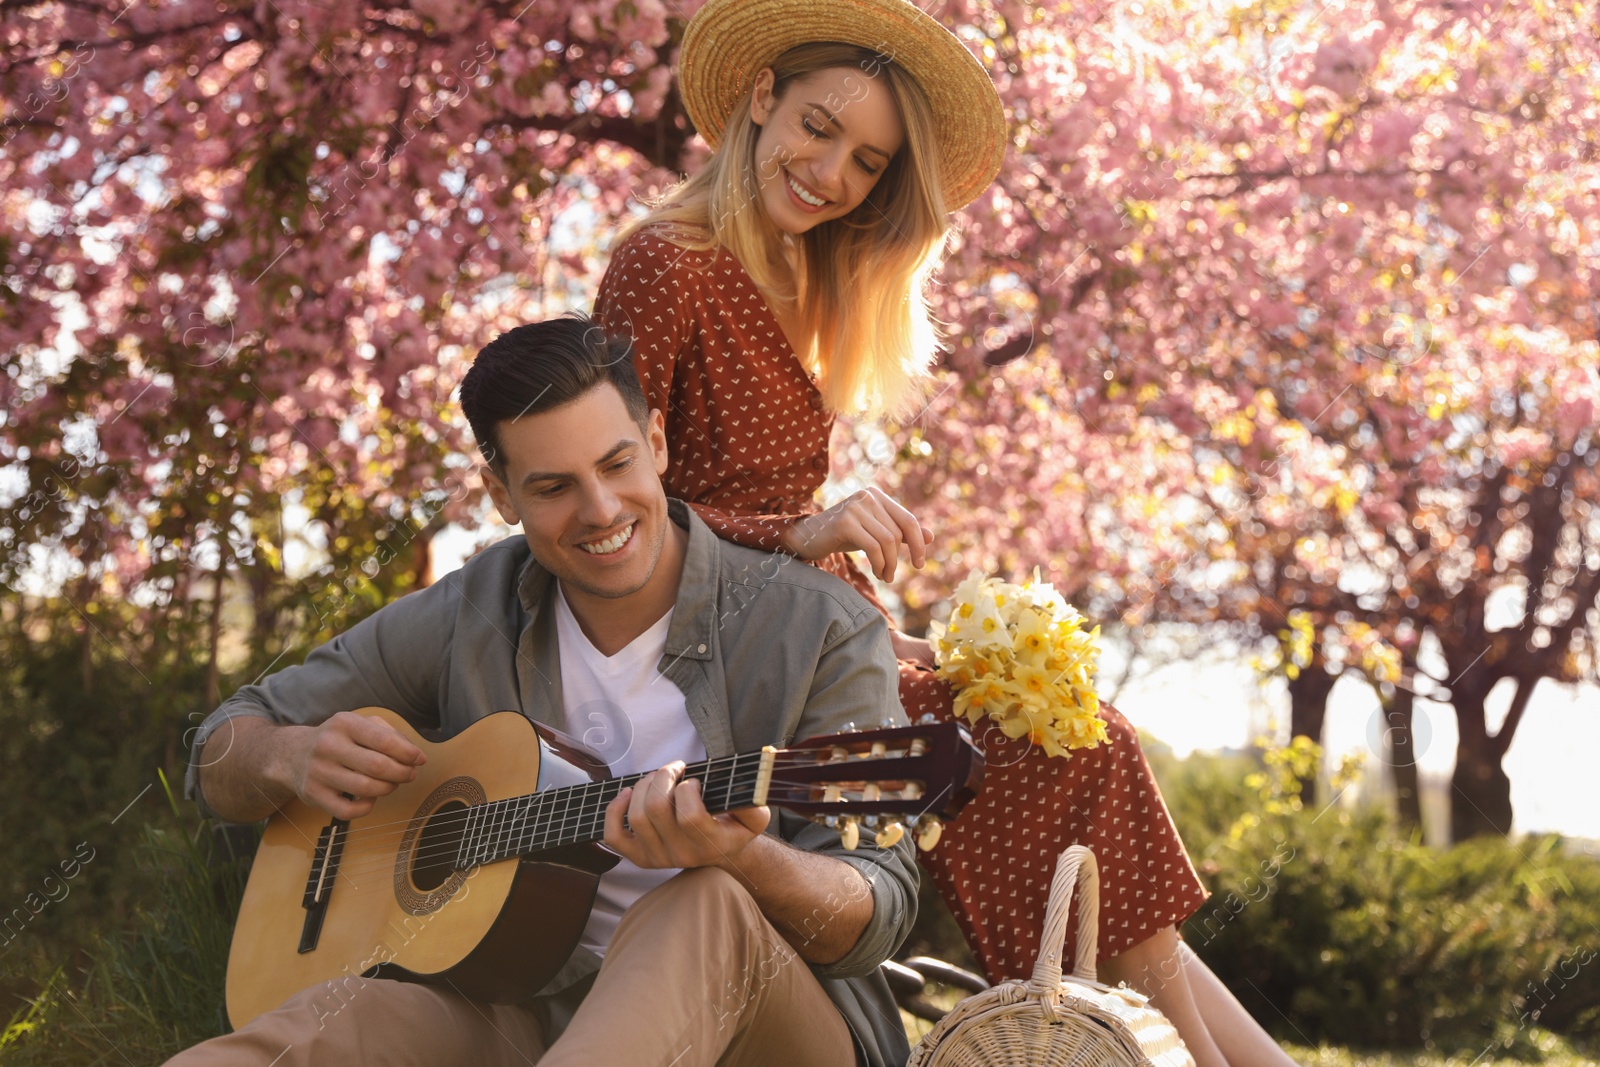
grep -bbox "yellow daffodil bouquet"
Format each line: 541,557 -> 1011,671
927,569 -> 1110,758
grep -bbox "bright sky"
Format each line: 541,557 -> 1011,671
1102,637 -> 1600,842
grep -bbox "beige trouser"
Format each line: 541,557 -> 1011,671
169,867 -> 857,1066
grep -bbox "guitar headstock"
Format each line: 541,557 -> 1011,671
762,719 -> 984,851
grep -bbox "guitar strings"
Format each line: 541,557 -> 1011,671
320,758 -> 897,884
317,760 -> 768,883
303,747 -> 909,852
266,768 -> 946,905
306,751 -> 757,851
275,751 -> 921,902
281,771 -> 948,908
323,765 -> 770,883
307,780 -> 925,896
324,753 -> 911,872
313,750 -> 779,853
313,760 -> 921,885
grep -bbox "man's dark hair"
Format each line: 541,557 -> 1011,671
459,314 -> 648,473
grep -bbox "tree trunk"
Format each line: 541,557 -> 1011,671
76,573 -> 96,695
1449,691 -> 1514,842
204,563 -> 227,710
1287,662 -> 1336,802
1381,686 -> 1423,835
412,531 -> 435,590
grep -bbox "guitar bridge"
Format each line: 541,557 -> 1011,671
298,818 -> 348,954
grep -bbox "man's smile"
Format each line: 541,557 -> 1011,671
578,522 -> 637,556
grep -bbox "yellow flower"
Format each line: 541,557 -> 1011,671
952,685 -> 982,723
1013,608 -> 1053,662
1065,715 -> 1110,749
935,569 -> 1107,759
1013,664 -> 1053,699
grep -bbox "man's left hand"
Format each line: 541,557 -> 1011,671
603,761 -> 771,870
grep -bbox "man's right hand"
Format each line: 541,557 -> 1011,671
282,712 -> 427,820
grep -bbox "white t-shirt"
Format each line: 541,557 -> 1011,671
550,586 -> 708,957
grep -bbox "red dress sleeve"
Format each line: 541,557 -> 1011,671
684,505 -> 802,553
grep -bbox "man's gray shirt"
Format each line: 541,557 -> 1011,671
188,500 -> 918,1067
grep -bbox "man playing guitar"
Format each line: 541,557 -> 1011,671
170,315 -> 919,1066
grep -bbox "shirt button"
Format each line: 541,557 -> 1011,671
812,457 -> 826,470
697,643 -> 708,654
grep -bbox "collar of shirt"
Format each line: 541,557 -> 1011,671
513,498 -> 720,667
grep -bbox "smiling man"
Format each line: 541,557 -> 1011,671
171,315 -> 918,1067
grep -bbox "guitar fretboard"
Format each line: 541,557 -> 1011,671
454,752 -> 768,870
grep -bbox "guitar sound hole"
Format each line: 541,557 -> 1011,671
412,799 -> 468,892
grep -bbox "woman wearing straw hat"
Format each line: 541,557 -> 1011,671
595,1 -> 1300,1063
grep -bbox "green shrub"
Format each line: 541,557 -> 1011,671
1159,742 -> 1600,1051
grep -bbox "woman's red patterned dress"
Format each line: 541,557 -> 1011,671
596,230 -> 1208,981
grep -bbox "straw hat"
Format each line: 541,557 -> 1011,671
678,0 -> 1007,210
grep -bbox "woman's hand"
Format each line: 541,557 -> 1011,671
782,487 -> 929,582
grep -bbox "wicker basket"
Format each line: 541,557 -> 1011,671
907,846 -> 1195,1067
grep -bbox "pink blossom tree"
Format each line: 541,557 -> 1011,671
2,0 -> 698,715
3,0 -> 1596,839
889,0 -> 1600,840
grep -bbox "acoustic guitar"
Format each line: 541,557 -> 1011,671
225,707 -> 984,1027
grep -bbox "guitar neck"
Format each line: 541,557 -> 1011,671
455,750 -> 772,870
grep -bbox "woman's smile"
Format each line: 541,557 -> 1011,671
749,66 -> 905,234
784,170 -> 832,210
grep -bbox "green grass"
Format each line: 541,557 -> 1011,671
1284,1028 -> 1600,1065
0,775 -> 249,1066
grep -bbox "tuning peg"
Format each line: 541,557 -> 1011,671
839,817 -> 860,851
915,817 -> 943,852
918,713 -> 938,725
875,821 -> 906,849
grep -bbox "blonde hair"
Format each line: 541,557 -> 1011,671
624,42 -> 950,419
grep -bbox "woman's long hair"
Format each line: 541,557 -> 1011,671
624,42 -> 950,419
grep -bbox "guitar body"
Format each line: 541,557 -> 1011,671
225,707 -> 615,1029
223,710 -> 985,1030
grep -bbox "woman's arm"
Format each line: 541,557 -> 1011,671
782,487 -> 929,582
596,233 -> 927,578
685,501 -> 805,552
692,491 -> 929,584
